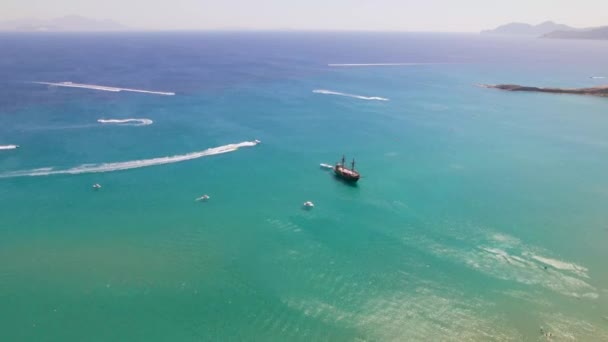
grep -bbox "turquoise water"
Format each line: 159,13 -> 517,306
1,33 -> 608,340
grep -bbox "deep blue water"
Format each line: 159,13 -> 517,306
1,32 -> 608,341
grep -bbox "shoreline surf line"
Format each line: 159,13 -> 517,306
33,81 -> 175,96
313,89 -> 389,101
98,118 -> 154,126
0,141 -> 259,178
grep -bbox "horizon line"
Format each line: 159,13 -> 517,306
0,28 -> 483,34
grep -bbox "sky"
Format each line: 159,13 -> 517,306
2,0 -> 608,31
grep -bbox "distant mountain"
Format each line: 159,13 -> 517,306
481,21 -> 576,36
0,15 -> 126,31
543,26 -> 608,40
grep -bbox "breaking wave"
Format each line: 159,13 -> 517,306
0,145 -> 19,150
313,89 -> 389,101
0,141 -> 258,178
97,118 -> 154,126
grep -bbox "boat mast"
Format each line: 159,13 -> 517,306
341,155 -> 345,166
351,159 -> 356,171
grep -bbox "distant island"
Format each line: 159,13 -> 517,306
543,26 -> 608,40
0,15 -> 126,32
481,84 -> 608,97
481,21 -> 575,36
482,21 -> 608,40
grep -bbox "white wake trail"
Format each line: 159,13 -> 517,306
328,63 -> 443,67
313,89 -> 389,101
0,141 -> 259,178
0,145 -> 19,150
34,81 -> 175,96
98,118 -> 154,126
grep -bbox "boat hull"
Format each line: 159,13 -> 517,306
334,166 -> 360,182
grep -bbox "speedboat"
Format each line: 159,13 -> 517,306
92,183 -> 102,189
254,139 -> 261,144
303,201 -> 314,208
196,194 -> 210,201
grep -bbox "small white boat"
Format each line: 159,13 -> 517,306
254,139 -> 261,144
196,194 -> 210,201
92,183 -> 102,189
303,201 -> 315,208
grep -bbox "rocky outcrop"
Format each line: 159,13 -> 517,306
481,84 -> 608,97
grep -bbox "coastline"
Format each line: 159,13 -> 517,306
480,83 -> 608,97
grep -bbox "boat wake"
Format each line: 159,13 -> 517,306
0,141 -> 259,178
313,89 -> 389,101
320,163 -> 333,170
590,76 -> 606,79
33,81 -> 175,96
0,145 -> 19,150
97,118 -> 154,126
328,63 -> 444,67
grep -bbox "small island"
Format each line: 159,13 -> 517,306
481,84 -> 608,97
543,26 -> 608,40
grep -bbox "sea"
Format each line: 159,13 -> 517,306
0,32 -> 607,341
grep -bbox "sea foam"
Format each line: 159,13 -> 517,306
97,118 -> 154,126
313,89 -> 389,101
403,229 -> 597,299
34,81 -> 175,96
0,141 -> 258,178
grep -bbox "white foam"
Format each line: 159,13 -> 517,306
313,89 -> 388,101
590,76 -> 605,79
34,81 -> 175,96
404,230 -> 597,299
527,254 -> 589,278
97,118 -> 154,126
328,63 -> 442,67
320,163 -> 333,169
0,141 -> 258,178
0,145 -> 19,150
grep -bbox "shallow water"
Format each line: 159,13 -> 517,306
1,32 -> 607,341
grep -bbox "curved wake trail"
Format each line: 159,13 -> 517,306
0,141 -> 259,178
98,118 -> 154,126
313,89 -> 389,101
0,145 -> 19,150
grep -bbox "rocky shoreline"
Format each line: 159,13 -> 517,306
481,84 -> 608,97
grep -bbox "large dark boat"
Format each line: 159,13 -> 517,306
334,156 -> 361,182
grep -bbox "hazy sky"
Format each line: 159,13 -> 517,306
3,0 -> 608,31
